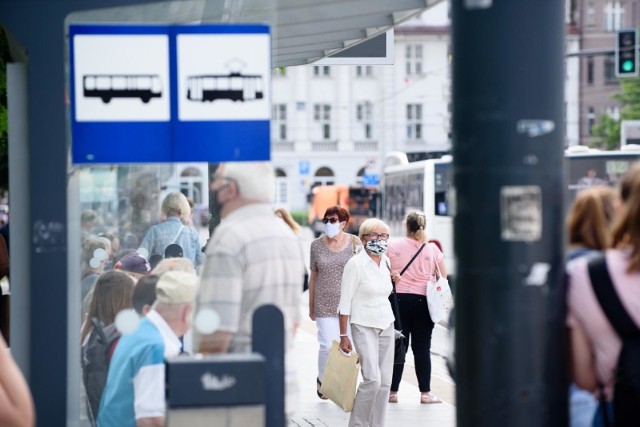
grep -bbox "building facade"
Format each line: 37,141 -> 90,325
574,0 -> 640,146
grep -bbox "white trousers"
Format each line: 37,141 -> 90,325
316,317 -> 352,381
348,323 -> 394,427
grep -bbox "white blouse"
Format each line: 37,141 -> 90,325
338,250 -> 395,330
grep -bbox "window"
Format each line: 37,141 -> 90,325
179,166 -> 204,205
405,44 -> 423,76
406,104 -> 423,140
587,56 -> 594,84
356,102 -> 373,140
313,104 -> 332,140
588,107 -> 596,136
313,167 -> 335,187
274,168 -> 288,204
313,66 -> 331,77
604,53 -> 616,83
604,1 -> 624,31
272,104 -> 287,141
356,66 -> 373,77
587,1 -> 595,27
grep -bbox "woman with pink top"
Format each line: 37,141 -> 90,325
567,162 -> 640,426
386,211 -> 446,404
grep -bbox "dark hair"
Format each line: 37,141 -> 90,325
132,275 -> 159,314
81,270 -> 134,342
112,248 -> 136,264
323,205 -> 350,223
149,254 -> 164,270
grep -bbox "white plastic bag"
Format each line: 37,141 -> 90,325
427,246 -> 454,326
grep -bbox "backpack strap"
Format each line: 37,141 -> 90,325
587,255 -> 640,340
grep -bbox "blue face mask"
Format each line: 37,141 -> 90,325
365,240 -> 387,255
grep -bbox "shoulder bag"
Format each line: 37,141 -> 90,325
389,243 -> 426,365
426,244 -> 454,326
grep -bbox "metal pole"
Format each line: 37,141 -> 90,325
452,1 -> 567,426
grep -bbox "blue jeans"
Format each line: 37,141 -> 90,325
592,400 -> 613,427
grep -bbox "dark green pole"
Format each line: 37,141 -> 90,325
452,1 -> 567,426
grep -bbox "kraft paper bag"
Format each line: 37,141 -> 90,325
320,341 -> 360,412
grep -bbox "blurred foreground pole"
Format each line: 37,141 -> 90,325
452,1 -> 567,426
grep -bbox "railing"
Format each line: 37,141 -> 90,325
271,141 -> 295,152
354,140 -> 378,151
311,140 -> 338,151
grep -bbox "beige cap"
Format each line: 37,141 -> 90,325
155,271 -> 198,304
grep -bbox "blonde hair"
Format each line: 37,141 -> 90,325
567,186 -> 617,250
275,208 -> 300,233
358,218 -> 390,238
161,192 -> 191,221
612,162 -> 640,272
152,258 -> 195,276
405,211 -> 428,242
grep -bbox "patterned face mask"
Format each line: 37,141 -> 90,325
365,239 -> 387,255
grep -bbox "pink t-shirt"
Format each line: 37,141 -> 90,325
387,238 -> 443,296
567,249 -> 640,400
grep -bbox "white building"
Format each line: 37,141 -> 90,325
272,3 -> 452,212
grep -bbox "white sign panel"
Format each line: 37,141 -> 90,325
177,34 -> 270,121
73,35 -> 170,122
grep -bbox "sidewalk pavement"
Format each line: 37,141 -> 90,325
289,304 -> 456,426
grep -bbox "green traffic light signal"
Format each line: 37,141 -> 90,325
623,60 -> 635,72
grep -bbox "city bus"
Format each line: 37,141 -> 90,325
382,145 -> 640,277
83,74 -> 163,103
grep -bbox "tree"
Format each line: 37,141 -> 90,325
592,76 -> 640,150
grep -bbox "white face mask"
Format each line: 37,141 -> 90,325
324,221 -> 341,238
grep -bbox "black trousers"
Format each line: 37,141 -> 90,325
390,293 -> 435,392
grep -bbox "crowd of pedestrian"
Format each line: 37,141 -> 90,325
45,157 -> 637,427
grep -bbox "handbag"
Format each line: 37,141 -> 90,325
427,245 -> 454,326
319,341 -> 360,412
389,243 -> 426,365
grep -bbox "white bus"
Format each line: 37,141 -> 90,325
382,145 -> 640,277
383,153 -> 455,275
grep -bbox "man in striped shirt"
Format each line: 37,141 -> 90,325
194,161 -> 305,416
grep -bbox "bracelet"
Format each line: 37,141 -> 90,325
339,334 -> 348,337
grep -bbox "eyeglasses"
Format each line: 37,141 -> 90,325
322,217 -> 340,224
363,233 -> 389,241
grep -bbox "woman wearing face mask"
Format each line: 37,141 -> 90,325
338,218 -> 395,427
308,205 -> 362,399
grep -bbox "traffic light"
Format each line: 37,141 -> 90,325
616,29 -> 638,78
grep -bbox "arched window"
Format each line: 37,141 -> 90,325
275,168 -> 288,205
356,167 -> 366,185
179,166 -> 204,204
313,167 -> 335,187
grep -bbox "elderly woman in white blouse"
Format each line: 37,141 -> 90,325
338,218 -> 395,427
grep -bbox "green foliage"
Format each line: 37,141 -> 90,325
290,210 -> 308,226
592,76 -> 640,150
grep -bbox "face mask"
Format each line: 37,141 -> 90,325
365,240 -> 387,255
324,221 -> 341,238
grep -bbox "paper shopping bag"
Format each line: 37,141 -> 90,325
320,341 -> 360,412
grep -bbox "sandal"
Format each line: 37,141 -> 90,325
388,392 -> 398,403
420,392 -> 442,404
317,378 -> 328,400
